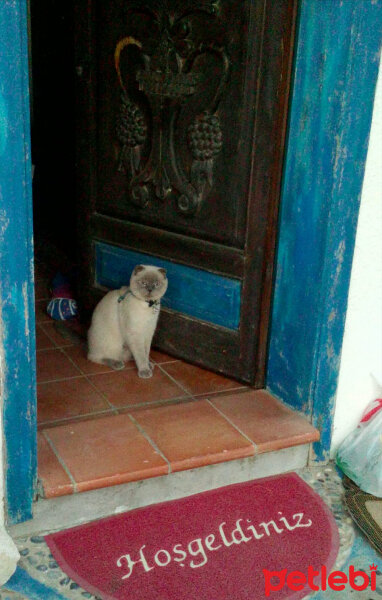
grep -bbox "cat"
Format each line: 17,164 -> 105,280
87,265 -> 168,378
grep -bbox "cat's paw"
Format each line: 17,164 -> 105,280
103,358 -> 125,370
138,368 -> 153,379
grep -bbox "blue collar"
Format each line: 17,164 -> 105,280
117,289 -> 131,303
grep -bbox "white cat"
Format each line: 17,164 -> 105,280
87,265 -> 168,378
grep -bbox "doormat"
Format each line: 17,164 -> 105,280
343,476 -> 382,555
46,473 -> 339,600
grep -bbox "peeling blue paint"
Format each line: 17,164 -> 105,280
0,0 -> 37,522
0,92 -> 8,155
4,567 -> 67,600
267,0 -> 382,462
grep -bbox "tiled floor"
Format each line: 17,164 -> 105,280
35,262 -> 320,500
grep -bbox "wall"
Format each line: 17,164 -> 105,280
0,314 -> 20,587
0,315 -> 4,525
331,61 -> 382,455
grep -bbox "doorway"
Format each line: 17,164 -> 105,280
74,0 -> 297,384
4,0 -> 379,525
29,0 -> 307,501
30,0 -> 297,384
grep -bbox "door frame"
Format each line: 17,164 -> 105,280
0,0 -> 37,525
267,0 -> 382,463
1,0 -> 381,524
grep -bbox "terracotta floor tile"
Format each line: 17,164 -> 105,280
38,433 -> 74,498
38,410 -> 120,430
210,390 -> 320,453
197,387 -> 250,401
64,345 -> 135,375
35,325 -> 54,351
39,322 -> 71,348
89,367 -> 188,408
132,400 -> 255,472
37,377 -> 111,424
150,349 -> 179,364
44,414 -> 168,492
36,348 -> 82,382
161,362 -> 244,396
40,321 -> 84,347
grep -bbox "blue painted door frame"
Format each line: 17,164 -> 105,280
0,0 -> 381,523
267,0 -> 382,462
0,0 -> 37,524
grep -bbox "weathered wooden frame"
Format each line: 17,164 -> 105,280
1,0 -> 381,524
0,0 -> 37,524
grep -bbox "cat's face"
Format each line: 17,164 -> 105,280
130,265 -> 168,302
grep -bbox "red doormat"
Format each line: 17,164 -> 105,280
46,473 -> 339,600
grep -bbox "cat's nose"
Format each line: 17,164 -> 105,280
147,285 -> 155,293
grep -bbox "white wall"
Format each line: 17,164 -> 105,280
331,60 -> 382,456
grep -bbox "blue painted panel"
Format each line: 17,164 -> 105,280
267,1 -> 382,461
95,242 -> 241,330
0,0 -> 36,522
5,567 -> 68,600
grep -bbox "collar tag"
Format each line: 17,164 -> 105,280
149,300 -> 160,313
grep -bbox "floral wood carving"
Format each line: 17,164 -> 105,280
114,0 -> 229,215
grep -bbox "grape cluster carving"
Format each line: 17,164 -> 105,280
188,112 -> 223,161
116,94 -> 147,148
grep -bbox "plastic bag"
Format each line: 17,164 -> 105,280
336,399 -> 382,498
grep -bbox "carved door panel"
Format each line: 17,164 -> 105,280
75,0 -> 296,384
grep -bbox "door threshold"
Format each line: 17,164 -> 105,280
13,388 -> 319,536
37,389 -> 319,499
10,443 -> 311,538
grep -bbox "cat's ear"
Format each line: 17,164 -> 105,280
158,268 -> 167,278
133,265 -> 145,275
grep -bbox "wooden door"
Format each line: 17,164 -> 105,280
75,0 -> 296,384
